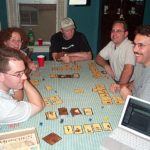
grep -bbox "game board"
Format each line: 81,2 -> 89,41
0,60 -> 124,150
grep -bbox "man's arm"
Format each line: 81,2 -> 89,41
53,51 -> 92,63
119,64 -> 134,84
52,52 -> 65,61
24,80 -> 45,116
96,54 -> 108,67
95,54 -> 115,79
66,51 -> 92,61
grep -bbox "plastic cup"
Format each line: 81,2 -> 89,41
38,38 -> 43,46
37,55 -> 45,67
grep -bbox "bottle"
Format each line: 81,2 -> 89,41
27,28 -> 35,46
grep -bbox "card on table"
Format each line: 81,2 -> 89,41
49,74 -> 58,78
45,85 -> 53,91
101,122 -> 112,131
58,107 -> 68,115
112,96 -> 125,104
43,132 -> 62,145
92,123 -> 102,132
30,79 -> 40,86
64,125 -> 73,134
50,96 -> 63,104
73,125 -> 83,134
43,97 -> 51,106
83,124 -> 93,133
70,108 -> 82,116
74,88 -> 84,94
73,73 -> 80,78
45,111 -> 57,120
83,108 -> 93,116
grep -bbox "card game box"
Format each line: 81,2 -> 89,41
0,128 -> 40,150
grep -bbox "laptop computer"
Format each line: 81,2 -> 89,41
101,95 -> 150,150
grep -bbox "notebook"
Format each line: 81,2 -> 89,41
102,95 -> 150,150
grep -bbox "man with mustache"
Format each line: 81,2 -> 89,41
111,25 -> 150,102
96,20 -> 135,84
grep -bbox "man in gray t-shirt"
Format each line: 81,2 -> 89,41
111,25 -> 150,102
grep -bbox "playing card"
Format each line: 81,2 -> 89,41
30,80 -> 40,86
73,125 -> 83,134
45,111 -> 57,120
83,108 -> 93,116
112,96 -> 124,104
83,124 -> 93,133
74,88 -> 84,93
92,123 -> 102,132
64,125 -> 73,134
45,85 -> 53,91
49,96 -> 63,104
58,107 -> 68,115
43,99 -> 51,106
70,108 -> 82,116
102,122 -> 112,131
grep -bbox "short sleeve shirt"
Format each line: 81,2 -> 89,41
133,65 -> 150,102
99,38 -> 135,81
50,31 -> 92,53
0,90 -> 32,124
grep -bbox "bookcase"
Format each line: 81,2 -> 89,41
101,0 -> 145,49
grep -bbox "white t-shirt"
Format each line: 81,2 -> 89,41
0,90 -> 32,124
99,38 -> 135,81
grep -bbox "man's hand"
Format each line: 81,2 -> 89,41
120,86 -> 132,100
110,83 -> 120,93
54,52 -> 65,61
60,54 -> 70,63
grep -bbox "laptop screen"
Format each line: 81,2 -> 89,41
119,95 -> 150,140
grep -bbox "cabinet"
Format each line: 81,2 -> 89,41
101,0 -> 145,49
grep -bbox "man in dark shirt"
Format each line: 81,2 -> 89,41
50,17 -> 92,63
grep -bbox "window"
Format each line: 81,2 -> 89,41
6,0 -> 67,43
20,5 -> 38,25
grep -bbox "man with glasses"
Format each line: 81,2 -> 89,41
111,25 -> 150,102
0,47 -> 45,124
96,20 -> 135,84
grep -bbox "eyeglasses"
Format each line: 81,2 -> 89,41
133,43 -> 150,49
111,29 -> 125,33
9,38 -> 22,43
4,71 -> 26,78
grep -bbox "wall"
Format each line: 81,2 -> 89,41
143,0 -> 150,24
68,1 -> 101,58
0,0 -> 8,29
1,0 -> 150,57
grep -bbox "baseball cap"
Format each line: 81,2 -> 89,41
61,17 -> 75,30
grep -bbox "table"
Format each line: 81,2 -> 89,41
0,60 -> 124,150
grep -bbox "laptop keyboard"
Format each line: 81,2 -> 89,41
109,128 -> 150,150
